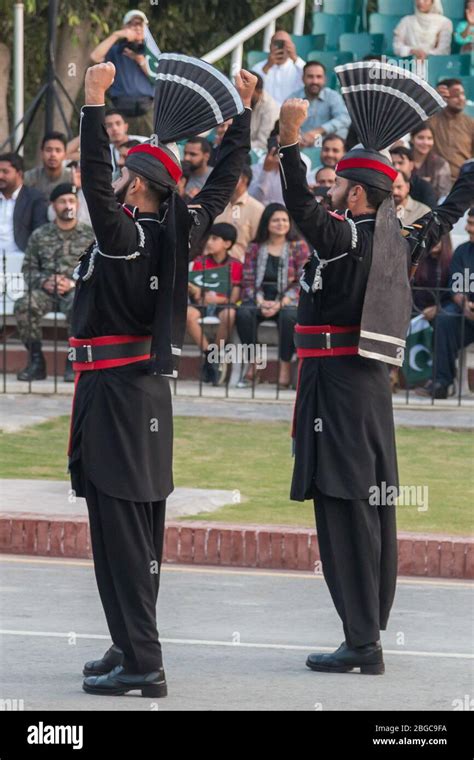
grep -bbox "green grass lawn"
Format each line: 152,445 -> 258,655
0,416 -> 472,535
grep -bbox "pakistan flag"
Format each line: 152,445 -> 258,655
402,314 -> 433,387
144,28 -> 162,82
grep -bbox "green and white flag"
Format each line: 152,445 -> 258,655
189,265 -> 231,296
402,314 -> 433,387
144,27 -> 161,82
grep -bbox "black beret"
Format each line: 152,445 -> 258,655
49,183 -> 78,202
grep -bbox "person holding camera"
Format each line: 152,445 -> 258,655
252,30 -> 304,106
90,10 -> 154,135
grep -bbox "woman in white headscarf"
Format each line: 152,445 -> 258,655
393,0 -> 453,59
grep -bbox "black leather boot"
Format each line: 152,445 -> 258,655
63,357 -> 75,383
83,665 -> 167,697
83,644 -> 124,676
17,341 -> 47,381
306,641 -> 385,675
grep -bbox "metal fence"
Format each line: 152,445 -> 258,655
1,253 -> 473,405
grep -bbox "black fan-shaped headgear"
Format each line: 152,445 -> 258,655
152,53 -> 245,143
334,61 -> 446,190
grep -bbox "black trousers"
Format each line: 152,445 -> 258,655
314,488 -> 398,648
236,304 -> 297,362
84,477 -> 166,674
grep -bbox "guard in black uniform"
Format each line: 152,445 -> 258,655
69,62 -> 256,697
278,62 -> 473,675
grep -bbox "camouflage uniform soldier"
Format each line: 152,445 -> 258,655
14,183 -> 93,382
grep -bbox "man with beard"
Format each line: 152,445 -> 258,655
70,61 -> 255,698
14,183 -> 93,382
182,136 -> 213,197
277,61 -> 473,675
24,132 -> 73,201
288,61 -> 350,147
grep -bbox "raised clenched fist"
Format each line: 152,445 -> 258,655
279,98 -> 309,146
234,69 -> 258,108
85,62 -> 116,105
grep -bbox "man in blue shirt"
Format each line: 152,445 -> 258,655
90,9 -> 155,135
419,208 -> 474,398
287,61 -> 351,147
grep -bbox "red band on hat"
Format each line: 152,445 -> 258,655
336,157 -> 397,182
128,144 -> 183,183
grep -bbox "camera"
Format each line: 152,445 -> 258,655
125,41 -> 146,54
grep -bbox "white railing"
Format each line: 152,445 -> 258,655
202,0 -> 306,75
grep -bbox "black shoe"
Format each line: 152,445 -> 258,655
63,357 -> 75,383
83,644 -> 124,676
201,349 -> 219,386
416,380 -> 448,399
83,665 -> 168,697
306,641 -> 384,675
17,345 -> 47,381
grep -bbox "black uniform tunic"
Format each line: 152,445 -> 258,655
279,144 -> 399,502
69,104 -> 251,502
280,146 -> 474,504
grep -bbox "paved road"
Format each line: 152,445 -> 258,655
0,556 -> 472,711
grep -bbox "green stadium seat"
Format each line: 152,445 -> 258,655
427,55 -> 472,86
440,0 -> 467,18
312,13 -> 357,50
464,103 -> 474,117
457,75 -> 474,101
368,13 -> 402,55
247,50 -> 267,69
320,0 -> 361,14
339,33 -> 385,59
377,0 -> 412,14
291,34 -> 326,60
302,146 -> 322,168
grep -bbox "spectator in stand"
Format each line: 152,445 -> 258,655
236,204 -> 310,388
183,136 -> 213,197
214,165 -> 265,262
250,72 -> 280,154
311,165 -> 336,190
417,208 -> 474,398
24,132 -> 73,200
64,162 -> 92,228
66,111 -> 146,177
412,234 -> 453,318
249,123 -> 311,205
393,0 -> 453,59
389,146 -> 437,208
307,134 -> 345,187
0,153 -> 48,257
252,30 -> 304,105
429,79 -> 474,182
14,183 -> 94,383
208,120 -> 233,166
104,109 -> 146,176
187,223 -> 242,385
90,10 -> 155,134
288,61 -> 351,145
393,171 -> 431,225
116,139 -> 142,170
410,123 -> 452,201
454,0 -> 474,52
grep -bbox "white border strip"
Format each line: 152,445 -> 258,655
360,329 -> 406,348
359,348 -> 403,366
0,629 -> 472,659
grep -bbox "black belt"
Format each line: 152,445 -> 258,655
68,337 -> 152,365
294,331 -> 360,351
